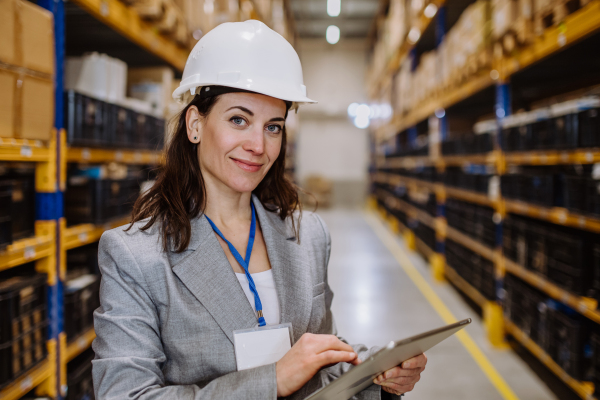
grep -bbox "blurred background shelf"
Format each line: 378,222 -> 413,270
66,328 -> 97,363
444,225 -> 496,261
505,320 -> 595,399
66,147 -> 163,165
0,234 -> 55,272
64,217 -> 132,250
68,0 -> 188,71
0,138 -> 53,162
503,199 -> 600,233
503,257 -> 600,323
444,263 -> 488,307
0,358 -> 53,400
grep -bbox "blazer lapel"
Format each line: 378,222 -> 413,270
171,215 -> 257,345
252,196 -> 313,343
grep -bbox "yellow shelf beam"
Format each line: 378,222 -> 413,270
70,0 -> 188,71
375,188 -> 437,229
374,172 -> 439,192
503,257 -> 600,323
441,151 -> 499,167
66,328 -> 97,363
445,225 -> 497,262
497,1 -> 600,80
0,224 -> 55,272
0,137 -> 52,162
444,186 -> 498,208
504,149 -> 600,165
0,358 -> 53,400
444,263 -> 488,307
505,320 -> 596,400
414,235 -> 435,260
64,217 -> 131,250
504,199 -> 600,233
67,147 -> 163,165
377,72 -> 494,141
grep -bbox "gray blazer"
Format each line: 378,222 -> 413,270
92,195 -> 396,399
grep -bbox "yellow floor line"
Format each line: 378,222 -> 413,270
364,212 -> 520,400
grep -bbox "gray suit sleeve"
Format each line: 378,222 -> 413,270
92,230 -> 278,400
314,214 -> 401,400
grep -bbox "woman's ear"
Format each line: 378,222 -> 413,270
186,105 -> 202,144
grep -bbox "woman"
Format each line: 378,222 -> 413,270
92,20 -> 426,399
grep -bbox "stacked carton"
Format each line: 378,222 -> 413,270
0,0 -> 55,141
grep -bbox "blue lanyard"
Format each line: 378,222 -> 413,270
205,202 -> 266,327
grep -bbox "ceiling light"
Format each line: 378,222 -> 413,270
354,115 -> 370,129
327,0 -> 341,17
326,25 -> 340,44
424,3 -> 438,18
348,103 -> 359,117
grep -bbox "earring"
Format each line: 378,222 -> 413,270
193,136 -> 198,140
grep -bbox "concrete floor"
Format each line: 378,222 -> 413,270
319,209 -> 557,400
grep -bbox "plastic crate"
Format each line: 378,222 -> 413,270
64,274 -> 100,342
579,108 -> 600,148
106,104 -> 134,149
0,321 -> 47,387
0,274 -> 47,346
0,180 -> 13,250
66,349 -> 95,400
65,91 -> 109,148
3,169 -> 36,241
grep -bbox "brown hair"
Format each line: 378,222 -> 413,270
128,93 -> 302,253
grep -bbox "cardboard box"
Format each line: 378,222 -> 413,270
21,75 -> 54,141
0,0 -> 54,76
0,0 -> 17,66
20,0 -> 54,75
0,68 -> 16,138
128,67 -> 174,117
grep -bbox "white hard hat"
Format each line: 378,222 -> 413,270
172,20 -> 316,108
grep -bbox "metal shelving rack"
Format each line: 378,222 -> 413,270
0,1 -> 293,398
369,1 -> 600,399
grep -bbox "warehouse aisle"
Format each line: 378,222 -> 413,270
319,209 -> 556,400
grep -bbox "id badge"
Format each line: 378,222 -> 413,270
233,323 -> 293,371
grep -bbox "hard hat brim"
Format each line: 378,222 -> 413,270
172,83 -> 317,105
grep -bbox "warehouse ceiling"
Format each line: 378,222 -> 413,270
290,0 -> 381,38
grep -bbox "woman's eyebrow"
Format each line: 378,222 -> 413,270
226,106 -> 254,115
269,117 -> 286,122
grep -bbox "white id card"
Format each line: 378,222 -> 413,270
233,323 -> 293,371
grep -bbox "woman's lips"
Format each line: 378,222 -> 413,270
231,158 -> 263,172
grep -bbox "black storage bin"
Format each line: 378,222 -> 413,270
530,119 -> 554,150
3,168 -> 36,241
0,180 -> 13,250
106,104 -> 134,149
65,91 -> 109,148
0,273 -> 47,387
66,349 -> 95,400
550,112 -> 579,149
549,306 -> 589,380
502,124 -> 533,152
579,107 -> 600,148
67,242 -> 100,276
64,274 -> 100,341
587,179 -> 600,217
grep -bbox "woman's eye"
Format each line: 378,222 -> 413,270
231,117 -> 246,126
266,125 -> 282,133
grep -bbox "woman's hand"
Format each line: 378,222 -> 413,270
373,353 -> 427,396
276,333 -> 361,397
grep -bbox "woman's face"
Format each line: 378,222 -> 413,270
189,92 -> 287,194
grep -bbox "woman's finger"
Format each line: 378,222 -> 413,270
373,366 -> 422,384
402,353 -> 427,369
316,350 -> 357,366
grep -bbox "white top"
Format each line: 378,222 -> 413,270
235,269 -> 281,325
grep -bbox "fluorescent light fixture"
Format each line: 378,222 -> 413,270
354,115 -> 370,129
348,103 -> 359,117
326,25 -> 340,44
355,104 -> 370,119
327,0 -> 341,17
407,27 -> 421,44
424,3 -> 438,18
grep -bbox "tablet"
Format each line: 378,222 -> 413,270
305,318 -> 472,400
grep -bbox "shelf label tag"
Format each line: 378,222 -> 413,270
82,149 -> 91,160
20,376 -> 33,391
100,0 -> 109,16
115,151 -> 123,161
24,247 -> 36,260
20,146 -> 32,157
78,233 -> 88,243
